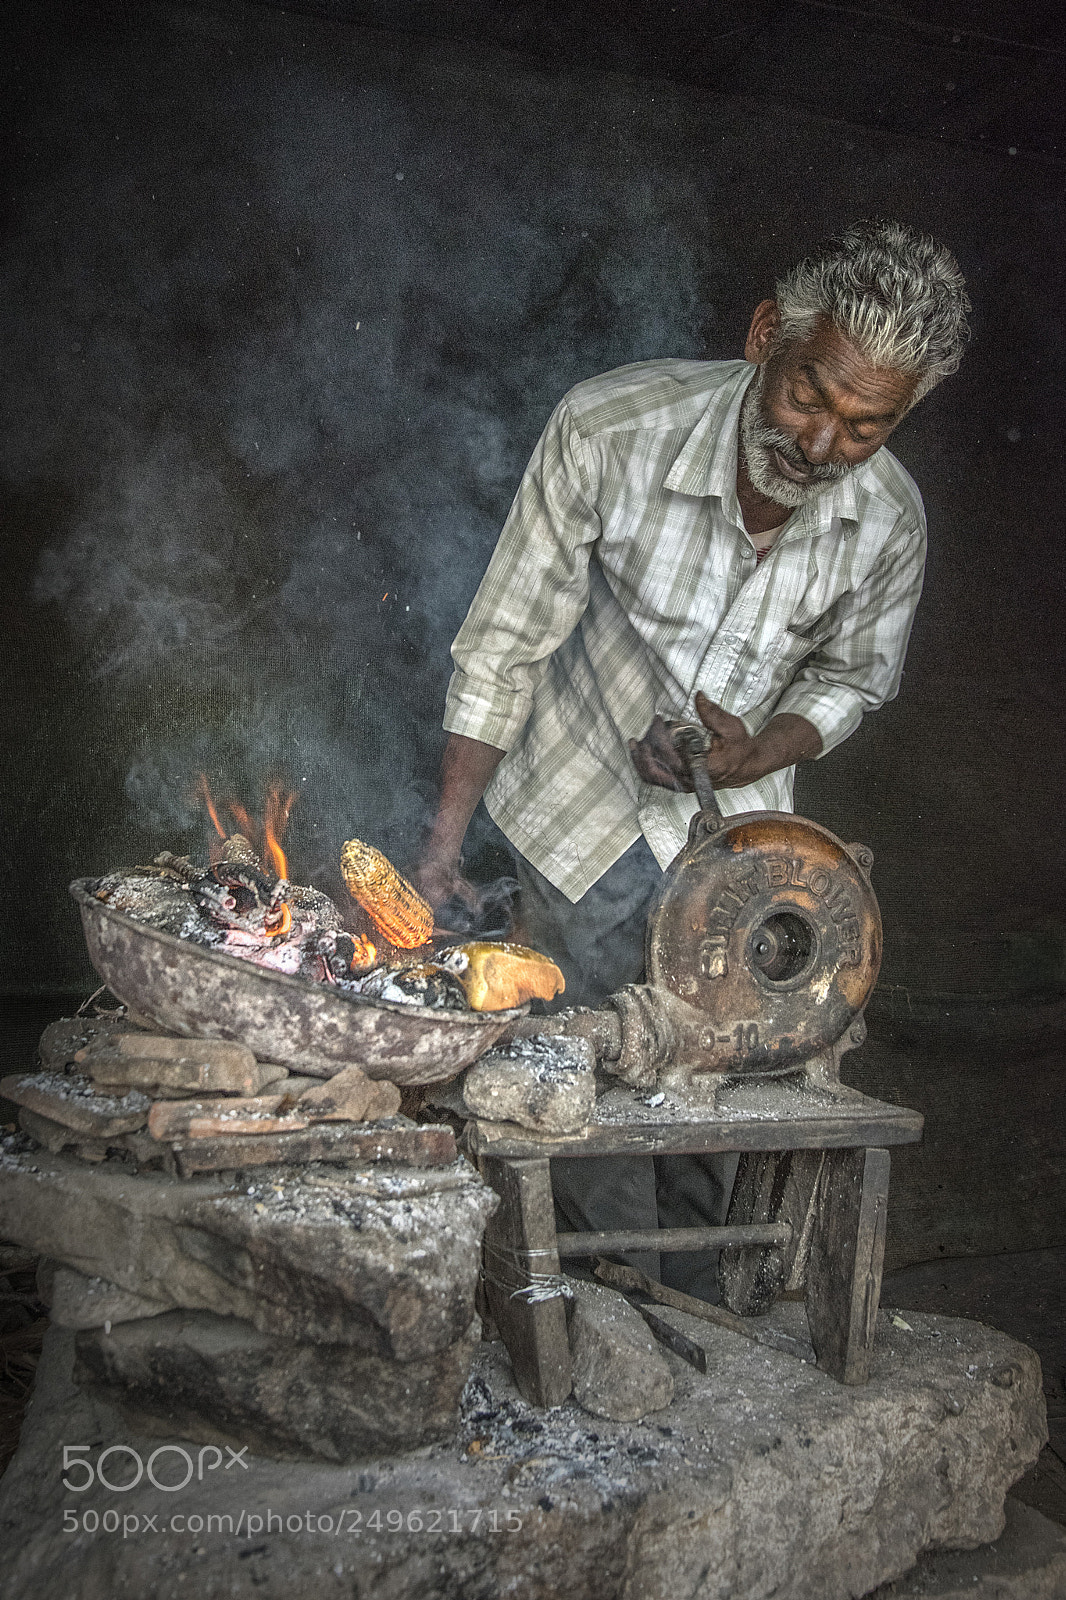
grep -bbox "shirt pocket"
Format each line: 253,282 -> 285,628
729,625 -> 828,714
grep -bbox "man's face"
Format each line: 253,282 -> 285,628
740,308 -> 919,508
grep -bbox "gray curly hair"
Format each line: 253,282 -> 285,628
775,220 -> 970,402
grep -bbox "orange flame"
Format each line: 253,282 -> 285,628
227,801 -> 256,840
266,900 -> 293,939
263,784 -> 294,880
351,935 -> 377,970
196,775 -> 297,883
196,774 -> 227,841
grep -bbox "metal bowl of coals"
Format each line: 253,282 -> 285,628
71,879 -> 526,1085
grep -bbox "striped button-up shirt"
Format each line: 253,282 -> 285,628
444,359 -> 926,902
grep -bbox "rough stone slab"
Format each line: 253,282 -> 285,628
0,1143 -> 494,1359
0,1308 -> 1047,1600
12,1110 -> 175,1172
148,1096 -> 310,1140
462,1036 -> 595,1133
16,1105 -> 119,1158
38,1261 -> 173,1329
295,1064 -> 402,1121
36,1017 -> 134,1073
171,1118 -> 456,1173
1,1071 -> 150,1136
73,1310 -> 481,1461
77,1034 -> 287,1097
567,1280 -> 674,1421
867,1497 -> 1066,1597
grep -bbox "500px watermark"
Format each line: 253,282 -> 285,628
61,1443 -> 249,1493
62,1506 -> 526,1538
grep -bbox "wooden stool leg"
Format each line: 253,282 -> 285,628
718,1149 -> 826,1316
479,1155 -> 572,1407
806,1147 -> 890,1385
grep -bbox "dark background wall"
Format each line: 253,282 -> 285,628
2,0 -> 1064,1018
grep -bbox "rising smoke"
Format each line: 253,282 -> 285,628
1,6 -> 713,981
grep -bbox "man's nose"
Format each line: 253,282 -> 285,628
796,419 -> 841,465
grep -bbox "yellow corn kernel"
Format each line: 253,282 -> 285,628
340,838 -> 433,949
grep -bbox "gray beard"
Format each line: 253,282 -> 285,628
739,366 -> 854,509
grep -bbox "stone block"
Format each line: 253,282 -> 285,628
147,1096 -> 309,1140
566,1279 -> 674,1421
36,1017 -> 131,1073
295,1064 -> 402,1121
0,1145 -> 495,1359
73,1310 -> 481,1461
0,1309 -> 1047,1600
1,1071 -> 150,1136
76,1034 -> 287,1097
38,1261 -> 173,1329
170,1118 -> 456,1173
462,1036 -> 596,1133
867,1497 -> 1066,1597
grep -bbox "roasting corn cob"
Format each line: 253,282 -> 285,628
340,838 -> 434,949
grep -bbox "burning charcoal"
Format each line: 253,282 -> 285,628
286,881 -> 345,933
340,837 -> 434,949
315,930 -> 377,981
346,963 -> 470,1010
89,872 -> 202,937
150,851 -> 198,880
218,832 -> 261,867
295,1066 -> 401,1123
437,942 -> 565,1011
191,860 -> 291,938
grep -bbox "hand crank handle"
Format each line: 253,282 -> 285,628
672,723 -> 724,826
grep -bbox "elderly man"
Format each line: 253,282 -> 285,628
417,219 -> 969,1291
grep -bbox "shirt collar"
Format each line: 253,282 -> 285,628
662,360 -> 862,540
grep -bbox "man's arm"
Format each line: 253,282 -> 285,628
415,734 -> 505,908
417,397 -> 602,909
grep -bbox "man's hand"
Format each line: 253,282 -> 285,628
627,715 -> 691,791
412,856 -> 481,917
629,692 -> 823,793
414,733 -> 507,925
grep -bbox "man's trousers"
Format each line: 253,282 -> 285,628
513,833 -> 738,1300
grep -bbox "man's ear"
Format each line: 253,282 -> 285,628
744,299 -> 781,364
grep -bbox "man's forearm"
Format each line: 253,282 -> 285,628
424,734 -> 506,869
733,712 -> 823,787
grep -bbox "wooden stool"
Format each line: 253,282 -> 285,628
463,1079 -> 923,1406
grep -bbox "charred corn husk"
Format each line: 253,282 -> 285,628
340,838 -> 434,949
438,942 -> 565,1011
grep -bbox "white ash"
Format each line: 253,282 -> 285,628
457,1350 -> 679,1498
491,1034 -> 592,1083
204,1158 -> 484,1230
11,1071 -> 151,1116
0,1129 -> 41,1169
589,1076 -> 854,1127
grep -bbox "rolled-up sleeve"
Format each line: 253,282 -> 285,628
443,398 -> 602,752
774,519 -> 926,755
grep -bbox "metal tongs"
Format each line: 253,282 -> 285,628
671,723 -> 724,826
